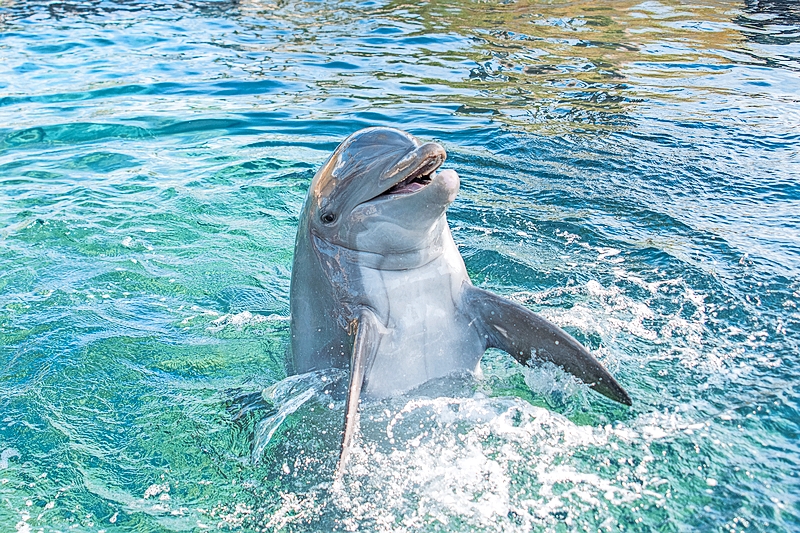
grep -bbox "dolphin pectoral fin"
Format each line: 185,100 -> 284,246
464,286 -> 632,406
335,308 -> 380,479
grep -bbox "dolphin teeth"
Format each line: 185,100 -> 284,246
378,151 -> 443,197
385,172 -> 432,195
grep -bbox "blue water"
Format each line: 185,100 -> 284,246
1,0 -> 799,531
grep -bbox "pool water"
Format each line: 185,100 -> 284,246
1,0 -> 798,531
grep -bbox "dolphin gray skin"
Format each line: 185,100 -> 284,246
289,127 -> 631,476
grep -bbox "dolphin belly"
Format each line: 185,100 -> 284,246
356,246 -> 483,397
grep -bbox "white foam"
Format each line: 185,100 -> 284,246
250,392 -> 722,531
318,398 -> 636,531
144,483 -> 170,499
15,511 -> 30,533
0,448 -> 20,470
205,311 -> 287,332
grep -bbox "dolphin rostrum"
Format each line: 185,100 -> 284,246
289,127 -> 631,476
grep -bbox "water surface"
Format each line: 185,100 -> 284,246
1,0 -> 799,531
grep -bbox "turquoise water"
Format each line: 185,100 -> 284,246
1,0 -> 799,531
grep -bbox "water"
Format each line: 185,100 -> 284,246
1,0 -> 798,531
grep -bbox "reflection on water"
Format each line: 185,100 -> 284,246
739,0 -> 800,46
0,0 -> 798,531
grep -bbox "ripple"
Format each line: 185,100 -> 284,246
0,0 -> 798,531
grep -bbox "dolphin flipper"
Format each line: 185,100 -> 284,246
336,308 -> 381,478
464,286 -> 632,406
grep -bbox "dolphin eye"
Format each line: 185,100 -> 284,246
321,212 -> 336,224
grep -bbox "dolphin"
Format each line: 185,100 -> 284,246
289,127 -> 631,476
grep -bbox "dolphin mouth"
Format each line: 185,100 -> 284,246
379,152 -> 444,198
385,171 -> 433,195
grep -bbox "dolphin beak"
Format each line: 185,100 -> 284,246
370,143 -> 446,201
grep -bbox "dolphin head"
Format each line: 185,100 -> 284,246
304,127 -> 460,257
